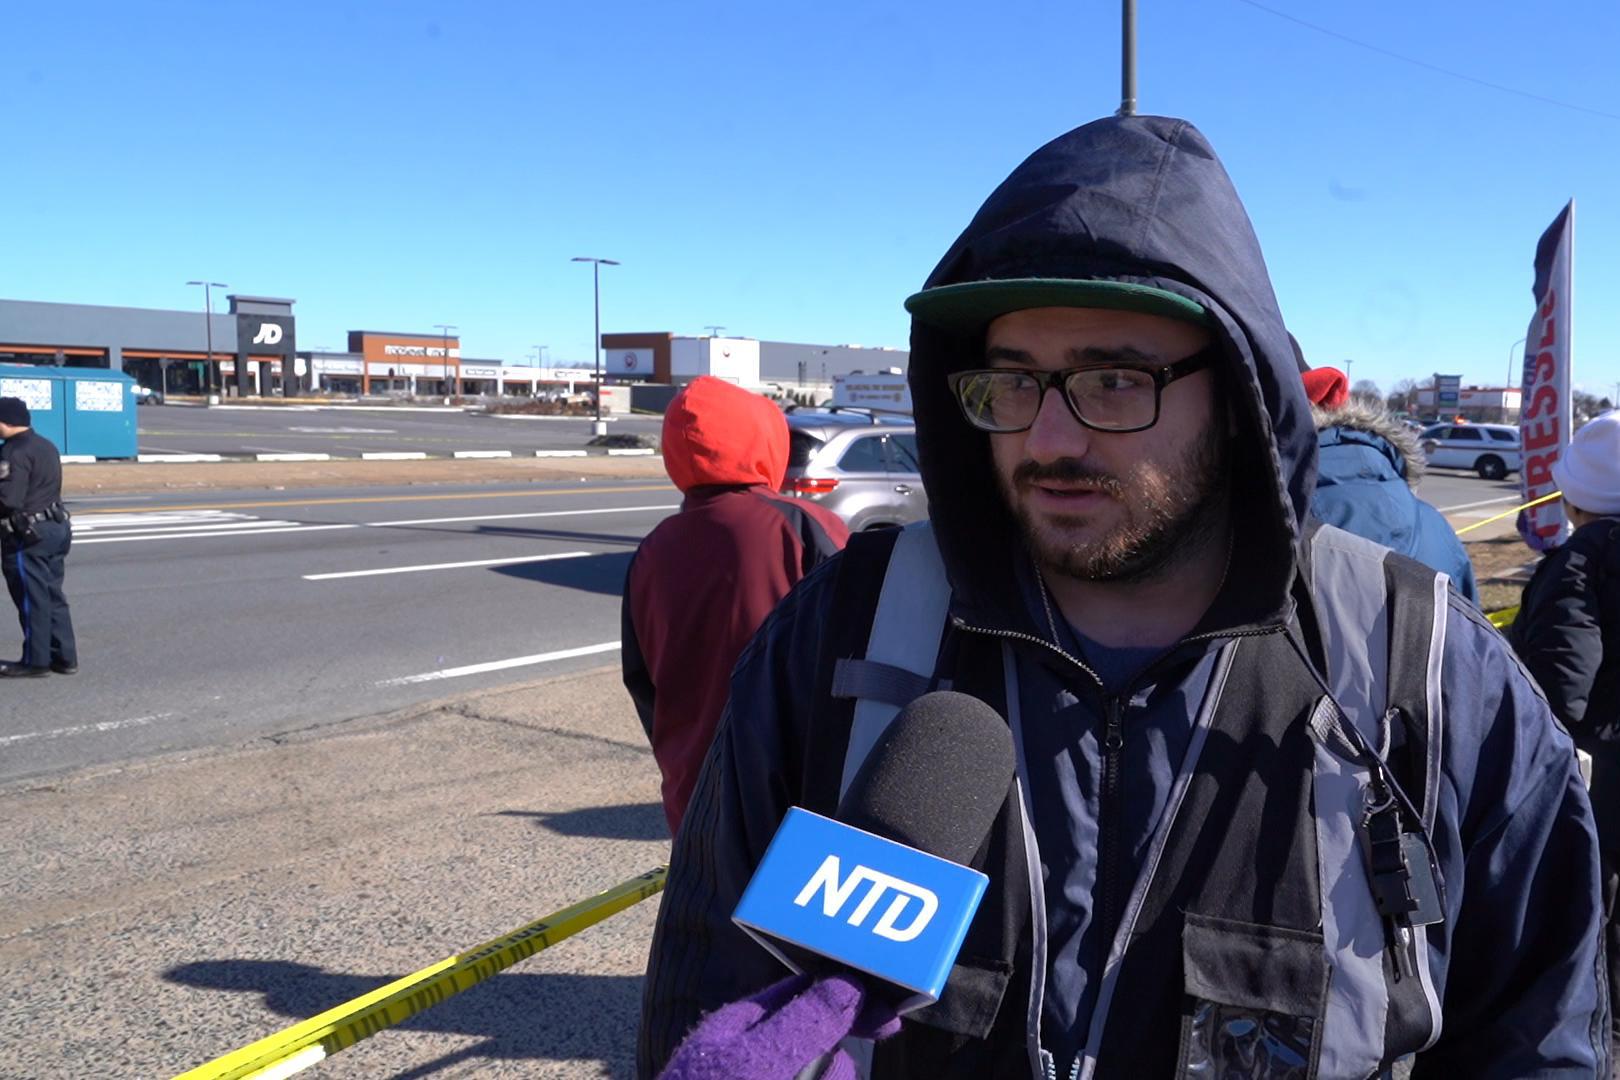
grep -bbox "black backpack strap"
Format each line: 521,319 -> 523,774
1381,553 -> 1444,832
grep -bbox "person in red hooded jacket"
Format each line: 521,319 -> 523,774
622,377 -> 849,834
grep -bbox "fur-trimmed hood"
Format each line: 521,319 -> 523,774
1311,399 -> 1425,487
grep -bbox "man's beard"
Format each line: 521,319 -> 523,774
1000,421 -> 1230,584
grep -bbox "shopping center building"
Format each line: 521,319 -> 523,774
1,297 -> 907,400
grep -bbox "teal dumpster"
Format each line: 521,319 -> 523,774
0,364 -> 139,460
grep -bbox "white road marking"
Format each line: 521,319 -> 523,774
304,550 -> 591,581
78,524 -> 359,545
371,503 -> 676,527
535,450 -> 587,457
606,448 -> 657,456
137,453 -> 225,463
361,452 -> 428,461
71,503 -> 677,546
74,511 -> 263,532
289,426 -> 396,434
0,713 -> 174,747
377,641 -> 620,686
1437,495 -> 1520,513
77,520 -> 305,539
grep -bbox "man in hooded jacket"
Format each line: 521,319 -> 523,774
622,376 -> 848,835
639,118 -> 1605,1078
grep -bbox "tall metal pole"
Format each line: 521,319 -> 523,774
572,257 -> 619,436
1118,0 -> 1137,117
432,324 -> 457,400
204,283 -> 215,389
186,280 -> 227,399
593,261 -> 603,425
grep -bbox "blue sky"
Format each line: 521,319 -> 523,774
5,1 -> 1619,398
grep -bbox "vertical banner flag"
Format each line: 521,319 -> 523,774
1518,201 -> 1574,552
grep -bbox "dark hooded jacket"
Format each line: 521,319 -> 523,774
1310,400 -> 1479,603
639,117 -> 1603,1078
622,377 -> 848,835
1512,515 -> 1620,852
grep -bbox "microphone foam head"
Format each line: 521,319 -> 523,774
836,691 -> 1016,866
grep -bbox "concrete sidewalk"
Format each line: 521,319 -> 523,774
0,667 -> 668,1078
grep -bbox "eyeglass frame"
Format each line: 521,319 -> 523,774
946,342 -> 1222,434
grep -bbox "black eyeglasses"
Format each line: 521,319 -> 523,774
947,343 -> 1220,434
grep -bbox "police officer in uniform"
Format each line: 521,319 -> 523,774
0,397 -> 77,677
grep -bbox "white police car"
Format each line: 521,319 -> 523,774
1418,422 -> 1521,480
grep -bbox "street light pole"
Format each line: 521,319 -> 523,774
1507,336 -> 1528,423
572,257 -> 620,436
185,280 -> 227,401
1118,0 -> 1137,117
433,324 -> 457,401
1507,336 -> 1527,389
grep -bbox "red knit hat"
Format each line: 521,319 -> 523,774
1301,367 -> 1349,410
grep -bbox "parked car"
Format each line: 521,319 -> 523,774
131,384 -> 164,405
781,408 -> 925,531
1418,422 -> 1522,479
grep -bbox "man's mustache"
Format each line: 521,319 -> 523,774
1011,459 -> 1124,497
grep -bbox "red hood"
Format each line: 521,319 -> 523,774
661,376 -> 788,493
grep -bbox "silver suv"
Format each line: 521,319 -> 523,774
782,409 -> 926,531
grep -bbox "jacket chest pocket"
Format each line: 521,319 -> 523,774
1176,912 -> 1328,1079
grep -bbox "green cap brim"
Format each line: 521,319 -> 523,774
904,278 -> 1209,331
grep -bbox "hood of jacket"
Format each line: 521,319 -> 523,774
1313,400 -> 1425,487
905,115 -> 1316,630
660,376 -> 789,494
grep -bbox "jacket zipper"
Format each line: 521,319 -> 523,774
1097,694 -> 1126,953
951,614 -> 1286,1078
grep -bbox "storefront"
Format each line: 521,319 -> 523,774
0,295 -> 301,397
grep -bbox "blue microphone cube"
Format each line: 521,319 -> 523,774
732,808 -> 989,1002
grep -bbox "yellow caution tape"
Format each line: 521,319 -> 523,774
1488,606 -> 1520,630
1455,490 -> 1562,536
174,866 -> 668,1080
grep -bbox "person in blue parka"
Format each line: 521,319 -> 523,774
1302,365 -> 1479,604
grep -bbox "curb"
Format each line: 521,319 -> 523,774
68,450 -> 661,465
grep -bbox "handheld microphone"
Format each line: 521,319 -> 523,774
659,692 -> 1017,1080
732,691 -> 1016,1006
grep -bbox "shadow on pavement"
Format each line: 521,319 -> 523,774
164,960 -> 642,1073
496,802 -> 667,842
375,523 -> 645,546
492,550 -> 633,596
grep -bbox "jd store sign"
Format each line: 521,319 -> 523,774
236,314 -> 296,357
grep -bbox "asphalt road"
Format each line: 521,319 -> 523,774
136,404 -> 665,457
0,466 -> 1518,783
1413,468 -> 1525,529
0,478 -> 682,784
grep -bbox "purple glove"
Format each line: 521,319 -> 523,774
659,972 -> 902,1080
